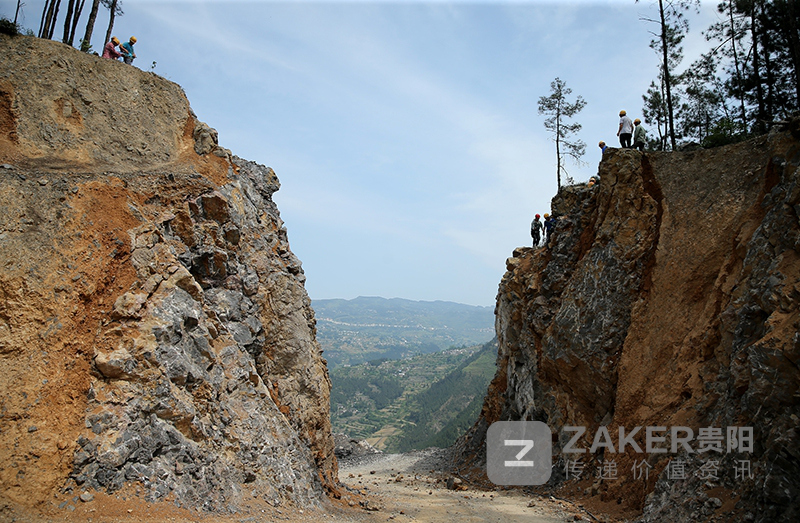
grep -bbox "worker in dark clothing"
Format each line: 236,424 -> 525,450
543,213 -> 554,245
531,214 -> 543,247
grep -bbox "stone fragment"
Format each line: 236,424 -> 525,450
192,121 -> 219,155
112,292 -> 148,319
200,191 -> 230,223
94,348 -> 135,379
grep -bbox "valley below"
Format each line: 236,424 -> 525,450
330,342 -> 496,452
317,296 -> 498,453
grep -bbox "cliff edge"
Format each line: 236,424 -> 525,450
455,122 -> 800,522
0,35 -> 337,515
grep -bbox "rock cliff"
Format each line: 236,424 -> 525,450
0,35 -> 337,514
455,122 -> 800,521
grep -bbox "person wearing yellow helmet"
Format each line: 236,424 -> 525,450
598,141 -> 607,155
543,213 -> 554,245
617,110 -> 633,148
102,36 -> 122,60
121,36 -> 137,65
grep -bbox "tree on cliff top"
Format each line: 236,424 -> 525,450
102,0 -> 122,51
538,77 -> 586,191
637,0 -> 699,151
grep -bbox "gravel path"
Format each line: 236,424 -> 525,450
333,449 -> 583,523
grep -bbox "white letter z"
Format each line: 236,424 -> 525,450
504,440 -> 535,467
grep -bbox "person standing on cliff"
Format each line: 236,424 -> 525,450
617,110 -> 633,148
120,36 -> 137,65
543,213 -> 554,245
599,141 -> 608,155
102,37 -> 122,60
531,214 -> 543,247
633,118 -> 646,151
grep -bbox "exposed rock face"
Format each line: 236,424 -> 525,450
333,433 -> 382,462
455,124 -> 800,522
0,35 -> 337,513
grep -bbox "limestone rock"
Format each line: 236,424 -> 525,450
0,34 -> 337,514
455,126 -> 800,523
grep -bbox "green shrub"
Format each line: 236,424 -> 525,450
0,17 -> 20,36
702,118 -> 748,149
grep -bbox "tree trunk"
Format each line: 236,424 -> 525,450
67,0 -> 86,46
81,0 -> 101,52
39,0 -> 49,37
750,1 -> 767,132
728,0 -> 748,133
782,0 -> 800,108
40,0 -> 55,38
659,0 -> 678,151
46,0 -> 62,39
62,0 -> 75,43
764,39 -> 776,121
555,100 -> 562,191
104,0 -> 118,47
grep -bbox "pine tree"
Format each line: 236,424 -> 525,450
102,0 -> 122,49
80,0 -> 100,52
705,0 -> 750,134
766,0 -> 800,113
38,0 -> 61,39
638,0 -> 699,151
642,77 -> 669,150
537,77 -> 586,191
677,53 -> 728,145
61,0 -> 86,46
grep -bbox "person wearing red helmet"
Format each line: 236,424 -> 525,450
531,213 -> 543,248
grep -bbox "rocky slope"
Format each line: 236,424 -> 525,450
0,35 -> 337,515
455,123 -> 800,521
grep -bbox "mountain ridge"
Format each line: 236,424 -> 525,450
312,296 -> 495,367
316,295 -> 494,308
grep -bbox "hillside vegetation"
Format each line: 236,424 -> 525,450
330,340 -> 497,452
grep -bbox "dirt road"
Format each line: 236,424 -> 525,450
10,449 -> 596,523
334,449 -> 587,523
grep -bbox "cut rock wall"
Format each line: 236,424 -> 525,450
455,124 -> 800,522
0,35 -> 336,514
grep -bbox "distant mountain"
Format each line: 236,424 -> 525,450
312,296 -> 495,368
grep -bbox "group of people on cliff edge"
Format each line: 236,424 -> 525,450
601,110 -> 646,152
530,213 -> 555,248
102,36 -> 137,65
532,110 -> 645,251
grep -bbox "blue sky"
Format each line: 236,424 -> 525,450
5,0 -> 720,306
